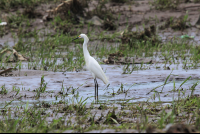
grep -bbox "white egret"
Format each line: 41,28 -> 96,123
73,34 -> 109,101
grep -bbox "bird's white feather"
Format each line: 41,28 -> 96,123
87,56 -> 109,84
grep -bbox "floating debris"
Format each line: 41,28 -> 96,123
0,68 -> 13,75
166,124 -> 197,133
180,35 -> 194,39
0,22 -> 7,26
0,48 -> 28,62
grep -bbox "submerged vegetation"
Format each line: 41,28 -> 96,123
0,0 -> 200,133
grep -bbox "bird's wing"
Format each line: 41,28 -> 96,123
87,56 -> 108,84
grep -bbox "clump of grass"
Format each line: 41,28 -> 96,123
41,102 -> 51,108
39,75 -> 48,93
170,15 -> 190,31
46,0 -> 89,35
48,0 -> 88,23
51,16 -> 78,35
104,109 -> 119,124
35,75 -> 48,99
159,12 -> 190,31
0,84 -> 8,95
0,0 -> 52,11
151,0 -> 181,10
110,0 -> 127,3
23,6 -> 42,18
85,0 -> 116,30
102,18 -> 116,30
7,13 -> 26,29
194,0 -> 200,3
121,25 -> 161,48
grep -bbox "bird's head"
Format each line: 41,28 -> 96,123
72,34 -> 88,41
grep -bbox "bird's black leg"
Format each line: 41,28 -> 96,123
94,79 -> 96,101
96,79 -> 98,102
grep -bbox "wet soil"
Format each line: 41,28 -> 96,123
1,0 -> 200,133
1,1 -> 200,47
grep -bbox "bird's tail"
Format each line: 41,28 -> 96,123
100,68 -> 109,84
103,75 -> 109,84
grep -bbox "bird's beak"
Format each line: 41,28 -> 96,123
72,37 -> 79,41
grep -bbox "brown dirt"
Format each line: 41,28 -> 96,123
0,0 -> 200,46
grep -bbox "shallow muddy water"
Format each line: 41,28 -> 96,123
1,63 -> 200,108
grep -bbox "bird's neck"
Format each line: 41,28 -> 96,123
83,37 -> 90,61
